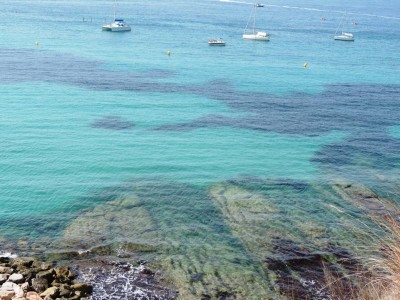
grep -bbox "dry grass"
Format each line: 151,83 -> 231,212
324,199 -> 400,300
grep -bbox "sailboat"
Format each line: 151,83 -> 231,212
243,3 -> 270,41
102,0 -> 131,32
334,12 -> 354,41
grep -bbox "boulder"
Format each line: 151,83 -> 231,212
35,270 -> 55,282
20,267 -> 41,281
8,273 -> 24,284
0,275 -> 8,285
71,283 -> 92,295
30,261 -> 51,272
57,285 -> 70,298
0,257 -> 10,264
20,282 -> 29,293
0,267 -> 12,274
11,257 -> 35,270
26,291 -> 43,300
67,295 -> 80,300
40,287 -> 59,299
40,263 -> 51,271
13,284 -> 24,298
0,290 -> 15,300
53,267 -> 74,283
0,281 -> 17,291
31,278 -> 49,293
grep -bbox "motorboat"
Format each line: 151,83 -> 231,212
256,3 -> 264,7
208,39 -> 226,46
243,4 -> 270,41
334,32 -> 354,41
102,19 -> 131,32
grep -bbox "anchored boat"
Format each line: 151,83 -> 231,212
243,3 -> 270,41
102,0 -> 131,32
334,12 -> 354,41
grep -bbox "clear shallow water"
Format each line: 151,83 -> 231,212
1,0 -> 400,298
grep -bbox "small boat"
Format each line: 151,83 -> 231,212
102,0 -> 131,32
256,3 -> 264,7
243,3 -> 270,41
334,32 -> 354,41
334,12 -> 354,41
208,39 -> 226,46
102,19 -> 131,32
243,32 -> 270,41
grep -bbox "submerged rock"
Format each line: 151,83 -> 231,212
264,237 -> 362,300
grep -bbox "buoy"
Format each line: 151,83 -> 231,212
303,63 -> 308,68
167,50 -> 171,56
35,41 -> 40,46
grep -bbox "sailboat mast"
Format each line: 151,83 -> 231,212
113,0 -> 117,20
253,5 -> 257,34
335,12 -> 346,35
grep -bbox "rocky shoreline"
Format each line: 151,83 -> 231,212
0,256 -> 92,300
0,253 -> 178,300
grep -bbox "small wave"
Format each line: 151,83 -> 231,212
0,252 -> 18,259
219,0 -> 400,20
76,261 -> 176,300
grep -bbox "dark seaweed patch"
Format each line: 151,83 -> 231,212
155,83 -> 400,172
0,48 -> 178,92
312,129 -> 400,169
265,237 -> 363,300
91,115 -> 134,131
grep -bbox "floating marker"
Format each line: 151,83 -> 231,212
303,63 -> 308,68
35,41 -> 40,46
167,50 -> 171,56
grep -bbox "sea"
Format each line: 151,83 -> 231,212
0,0 -> 400,298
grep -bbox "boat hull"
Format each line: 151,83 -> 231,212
102,22 -> 131,32
208,41 -> 226,46
111,26 -> 131,32
242,34 -> 270,41
334,36 -> 354,41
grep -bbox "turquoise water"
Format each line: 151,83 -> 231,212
1,0 -> 400,298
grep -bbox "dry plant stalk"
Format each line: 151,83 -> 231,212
324,198 -> 400,300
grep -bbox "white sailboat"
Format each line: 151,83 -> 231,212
334,12 -> 354,41
102,0 -> 131,32
243,3 -> 270,41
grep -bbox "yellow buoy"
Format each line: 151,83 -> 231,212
303,63 -> 308,68
35,41 -> 40,46
167,50 -> 171,56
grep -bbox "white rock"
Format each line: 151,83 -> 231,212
13,284 -> 24,298
20,282 -> 29,292
8,274 -> 24,284
0,281 -> 17,291
0,289 -> 15,300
